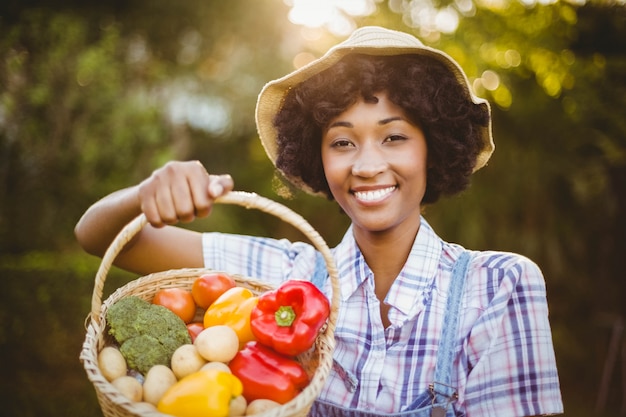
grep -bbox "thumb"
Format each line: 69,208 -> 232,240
208,174 -> 234,198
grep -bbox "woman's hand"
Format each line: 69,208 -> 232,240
75,159 -> 234,274
138,160 -> 234,228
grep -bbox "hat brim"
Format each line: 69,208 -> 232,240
255,26 -> 494,195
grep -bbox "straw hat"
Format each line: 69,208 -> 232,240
255,26 -> 494,195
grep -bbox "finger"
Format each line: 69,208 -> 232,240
155,185 -> 179,225
189,172 -> 212,219
141,195 -> 166,228
208,174 -> 234,198
178,160 -> 213,220
170,177 -> 197,223
219,174 -> 234,193
138,176 -> 168,228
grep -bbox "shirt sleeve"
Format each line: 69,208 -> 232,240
201,232 -> 319,287
459,253 -> 563,417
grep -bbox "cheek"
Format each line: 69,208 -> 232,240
321,154 -> 348,195
322,159 -> 340,189
408,143 -> 428,174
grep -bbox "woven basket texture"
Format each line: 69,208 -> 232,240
80,191 -> 340,417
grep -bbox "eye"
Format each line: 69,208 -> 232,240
384,134 -> 407,143
331,138 -> 354,148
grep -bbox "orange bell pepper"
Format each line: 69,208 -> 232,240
157,369 -> 243,417
203,287 -> 258,348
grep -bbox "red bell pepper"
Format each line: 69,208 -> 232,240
229,341 -> 309,404
250,279 -> 330,356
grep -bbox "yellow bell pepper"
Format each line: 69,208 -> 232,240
204,287 -> 258,348
157,369 -> 243,417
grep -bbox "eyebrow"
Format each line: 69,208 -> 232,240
327,116 -> 405,129
379,117 -> 404,125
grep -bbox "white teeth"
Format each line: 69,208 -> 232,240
354,186 -> 395,202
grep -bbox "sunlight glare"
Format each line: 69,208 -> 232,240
480,70 -> 500,91
405,0 -> 460,36
167,88 -> 231,135
435,6 -> 460,33
287,0 -> 335,28
293,52 -> 317,69
454,0 -> 476,15
285,0 -> 377,35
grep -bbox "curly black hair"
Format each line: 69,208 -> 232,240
273,53 -> 490,204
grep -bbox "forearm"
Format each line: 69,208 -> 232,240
74,161 -> 234,274
74,185 -> 142,257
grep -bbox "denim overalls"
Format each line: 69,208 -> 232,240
309,251 -> 471,417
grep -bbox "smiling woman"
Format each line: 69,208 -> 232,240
320,93 -> 428,240
75,26 -> 564,417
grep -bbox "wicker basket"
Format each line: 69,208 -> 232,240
80,191 -> 340,417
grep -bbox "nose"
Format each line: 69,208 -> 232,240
351,144 -> 388,178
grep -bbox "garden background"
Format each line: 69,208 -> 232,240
1,0 -> 625,415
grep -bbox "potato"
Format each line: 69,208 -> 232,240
98,346 -> 127,382
112,375 -> 142,402
170,344 -> 206,379
143,364 -> 177,406
245,399 -> 281,415
229,395 -> 247,416
194,325 -> 239,363
201,361 -> 231,374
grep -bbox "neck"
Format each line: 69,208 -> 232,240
353,218 -> 421,298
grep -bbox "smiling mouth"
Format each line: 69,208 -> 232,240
353,186 -> 396,202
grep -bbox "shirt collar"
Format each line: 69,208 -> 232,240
332,224 -> 370,302
332,216 -> 443,317
389,217 -> 443,317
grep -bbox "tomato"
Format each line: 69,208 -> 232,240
153,288 -> 196,323
186,322 -> 205,342
192,273 -> 237,309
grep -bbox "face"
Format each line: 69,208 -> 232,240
321,92 -> 427,237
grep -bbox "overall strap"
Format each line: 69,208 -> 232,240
430,251 -> 471,417
311,251 -> 328,290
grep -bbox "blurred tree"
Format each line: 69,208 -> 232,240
0,10 -> 170,252
0,0 -> 297,252
1,0 -> 625,415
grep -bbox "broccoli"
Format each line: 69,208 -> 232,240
106,296 -> 191,374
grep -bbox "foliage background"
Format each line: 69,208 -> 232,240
1,0 -> 625,415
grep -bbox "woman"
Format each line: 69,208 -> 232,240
75,26 -> 563,416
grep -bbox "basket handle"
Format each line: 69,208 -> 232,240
89,191 -> 340,329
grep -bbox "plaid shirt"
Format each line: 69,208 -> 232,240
202,217 -> 563,416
